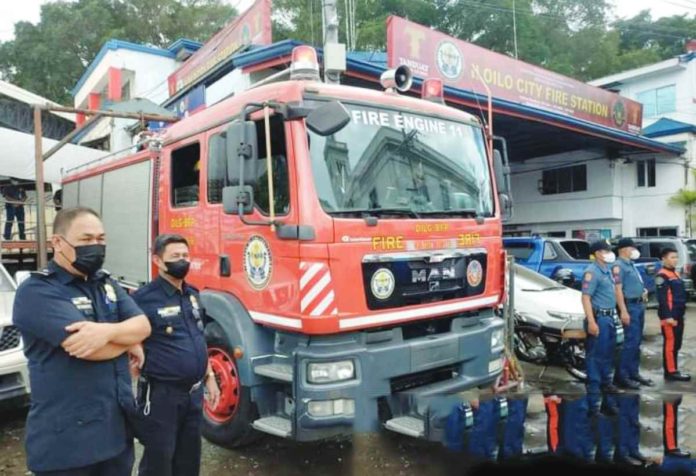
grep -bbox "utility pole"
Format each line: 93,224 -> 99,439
512,0 -> 519,59
322,0 -> 345,85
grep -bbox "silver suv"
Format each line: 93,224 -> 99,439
630,237 -> 696,298
0,264 -> 29,405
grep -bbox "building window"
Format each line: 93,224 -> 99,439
636,159 -> 656,188
171,142 -> 200,208
207,116 -> 290,216
540,164 -> 587,195
637,85 -> 676,118
544,231 -> 566,238
637,227 -> 677,237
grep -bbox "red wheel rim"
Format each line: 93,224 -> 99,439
204,347 -> 240,423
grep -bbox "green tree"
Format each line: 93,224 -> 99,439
669,176 -> 696,237
0,0 -> 235,104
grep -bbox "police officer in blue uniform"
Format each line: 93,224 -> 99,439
613,238 -> 653,389
12,207 -> 151,475
581,240 -> 624,413
133,234 -> 220,476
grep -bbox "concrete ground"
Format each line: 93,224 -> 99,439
0,307 -> 693,475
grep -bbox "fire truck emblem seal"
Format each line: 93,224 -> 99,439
436,40 -> 463,80
467,260 -> 483,287
244,236 -> 272,290
371,268 -> 395,300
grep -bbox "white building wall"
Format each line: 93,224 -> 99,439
506,148 -> 689,238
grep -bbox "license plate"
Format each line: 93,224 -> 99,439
488,357 -> 503,374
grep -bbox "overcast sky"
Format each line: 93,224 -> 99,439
0,0 -> 693,43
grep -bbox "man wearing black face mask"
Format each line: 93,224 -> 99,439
12,207 -> 151,475
132,234 -> 219,476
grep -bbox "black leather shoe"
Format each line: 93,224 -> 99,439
629,451 -> 648,463
600,400 -> 619,416
664,372 -> 692,382
615,455 -> 645,466
632,375 -> 655,386
666,449 -> 692,458
601,383 -> 623,393
615,379 -> 641,390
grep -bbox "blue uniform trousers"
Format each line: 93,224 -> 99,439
616,301 -> 645,382
585,314 -> 617,409
136,380 -> 204,476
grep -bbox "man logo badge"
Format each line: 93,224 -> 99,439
371,268 -> 395,300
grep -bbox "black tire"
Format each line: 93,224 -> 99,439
202,321 -> 263,448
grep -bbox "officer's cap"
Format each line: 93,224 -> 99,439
616,238 -> 636,250
589,240 -> 611,254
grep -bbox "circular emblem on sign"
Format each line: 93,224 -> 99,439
467,260 -> 483,287
371,268 -> 395,300
612,99 -> 627,128
244,236 -> 272,290
436,41 -> 464,80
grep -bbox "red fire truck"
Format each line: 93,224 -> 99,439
62,46 -> 512,447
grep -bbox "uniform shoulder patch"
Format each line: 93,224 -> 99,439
583,272 -> 592,282
655,275 -> 665,286
612,265 -> 621,275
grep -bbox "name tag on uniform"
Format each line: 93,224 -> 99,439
157,306 -> 181,318
103,283 -> 118,303
71,296 -> 93,311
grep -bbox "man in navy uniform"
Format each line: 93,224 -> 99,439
581,240 -> 623,413
133,234 -> 220,476
655,247 -> 690,382
12,207 -> 151,475
613,238 -> 653,389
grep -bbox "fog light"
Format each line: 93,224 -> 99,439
489,357 -> 503,374
307,399 -> 356,417
307,360 -> 355,384
491,329 -> 504,348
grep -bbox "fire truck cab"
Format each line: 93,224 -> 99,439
63,46 -> 510,447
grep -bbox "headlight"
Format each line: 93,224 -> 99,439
307,360 -> 355,384
491,328 -> 504,348
547,311 -> 585,320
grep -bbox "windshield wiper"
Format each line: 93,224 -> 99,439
361,207 -> 421,219
417,209 -> 480,218
327,208 -> 421,219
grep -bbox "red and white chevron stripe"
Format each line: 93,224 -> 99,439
300,262 -> 338,316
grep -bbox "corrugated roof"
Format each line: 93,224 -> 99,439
643,117 -> 696,138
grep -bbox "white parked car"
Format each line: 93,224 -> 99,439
512,264 -> 587,381
0,266 -> 29,404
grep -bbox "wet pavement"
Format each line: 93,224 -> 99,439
1,307 -> 694,475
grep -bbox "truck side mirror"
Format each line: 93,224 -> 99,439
493,149 -> 510,196
306,100 -> 351,136
225,120 -> 258,187
493,147 -> 513,221
223,185 -> 254,215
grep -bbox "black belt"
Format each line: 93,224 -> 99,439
593,308 -> 615,316
625,297 -> 643,304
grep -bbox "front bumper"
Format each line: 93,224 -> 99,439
269,310 -> 505,441
0,348 -> 30,402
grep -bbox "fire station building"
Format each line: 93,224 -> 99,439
70,0 -> 685,241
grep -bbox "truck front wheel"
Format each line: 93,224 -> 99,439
202,322 -> 262,448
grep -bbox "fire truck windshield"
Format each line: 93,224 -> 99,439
307,102 -> 494,219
